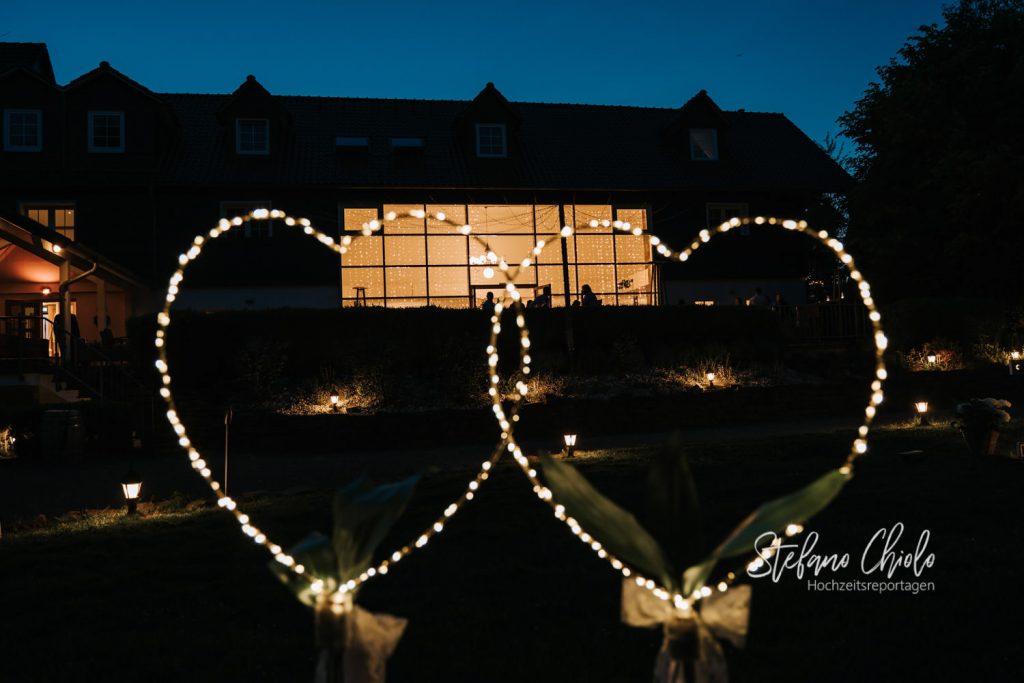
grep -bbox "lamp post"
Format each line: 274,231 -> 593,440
914,401 -> 930,426
563,433 -> 577,458
706,372 -> 716,388
121,467 -> 142,515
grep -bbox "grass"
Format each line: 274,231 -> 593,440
1,424 -> 1022,682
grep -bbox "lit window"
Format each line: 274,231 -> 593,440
236,119 -> 270,155
475,123 -> 507,158
689,128 -> 717,161
220,201 -> 273,238
22,204 -> 75,240
88,112 -> 124,153
4,110 -> 42,151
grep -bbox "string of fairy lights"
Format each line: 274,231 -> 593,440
156,209 -> 887,613
155,209 -> 536,599
481,214 -> 888,612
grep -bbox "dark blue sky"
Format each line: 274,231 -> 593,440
3,0 -> 947,145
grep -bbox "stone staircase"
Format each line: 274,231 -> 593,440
0,371 -> 88,404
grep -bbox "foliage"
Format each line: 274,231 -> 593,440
955,398 -> 1012,434
539,438 -> 850,595
898,340 -> 966,371
0,425 -> 16,459
269,474 -> 419,606
880,297 -> 1019,360
128,307 -> 784,411
840,0 -> 1024,303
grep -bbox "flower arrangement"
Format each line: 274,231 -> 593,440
955,398 -> 1011,456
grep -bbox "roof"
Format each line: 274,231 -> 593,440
153,90 -> 850,192
0,43 -> 55,83
0,210 -> 147,290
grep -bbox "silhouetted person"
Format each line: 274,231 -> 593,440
581,284 -> 600,307
53,313 -> 81,365
729,289 -> 742,305
481,291 -> 496,316
535,285 -> 552,309
747,287 -> 769,307
774,292 -> 787,308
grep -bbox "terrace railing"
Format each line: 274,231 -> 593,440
0,315 -> 153,416
776,303 -> 870,342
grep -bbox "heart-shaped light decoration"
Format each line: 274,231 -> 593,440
154,209 -> 537,598
485,216 -> 888,610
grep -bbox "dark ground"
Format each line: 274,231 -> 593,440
1,422 -> 1022,682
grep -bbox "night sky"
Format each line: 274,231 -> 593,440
2,0 -> 946,144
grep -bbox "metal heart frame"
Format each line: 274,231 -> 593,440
154,208 -> 539,602
154,209 -> 887,616
486,215 -> 889,613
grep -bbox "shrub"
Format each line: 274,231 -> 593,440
127,306 -> 785,411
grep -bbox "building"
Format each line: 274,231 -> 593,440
0,42 -> 849,354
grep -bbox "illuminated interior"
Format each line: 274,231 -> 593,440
341,204 -> 654,308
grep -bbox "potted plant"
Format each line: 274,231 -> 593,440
955,398 -> 1012,456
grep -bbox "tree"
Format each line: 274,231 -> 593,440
840,0 -> 1024,303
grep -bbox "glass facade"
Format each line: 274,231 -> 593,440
340,204 -> 654,308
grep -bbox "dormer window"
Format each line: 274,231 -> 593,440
689,128 -> 718,161
88,111 -> 124,153
236,118 -> 269,155
475,123 -> 507,158
4,110 -> 42,152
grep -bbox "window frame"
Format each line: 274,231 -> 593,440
220,200 -> 274,238
689,127 -> 718,161
706,202 -> 749,235
19,201 -> 76,240
475,123 -> 507,158
235,118 -> 271,155
4,109 -> 43,152
87,111 -> 125,153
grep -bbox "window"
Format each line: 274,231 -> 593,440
236,118 -> 269,154
220,201 -> 273,238
707,203 -> 749,234
475,123 -> 507,158
88,112 -> 124,152
689,128 -> 718,161
21,204 -> 75,240
4,110 -> 42,151
338,204 -> 654,308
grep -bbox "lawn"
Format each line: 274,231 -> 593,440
1,424 -> 1021,682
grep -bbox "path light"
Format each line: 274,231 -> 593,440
1011,351 -> 1021,377
121,467 -> 142,515
926,353 -> 937,365
563,434 -> 577,458
706,372 -> 716,388
914,401 -> 930,426
330,390 -> 340,412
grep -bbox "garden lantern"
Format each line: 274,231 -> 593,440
706,372 -> 716,388
926,353 -> 937,365
563,434 -> 577,458
121,467 -> 142,515
1011,351 -> 1021,376
330,390 -> 340,411
915,401 -> 930,426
